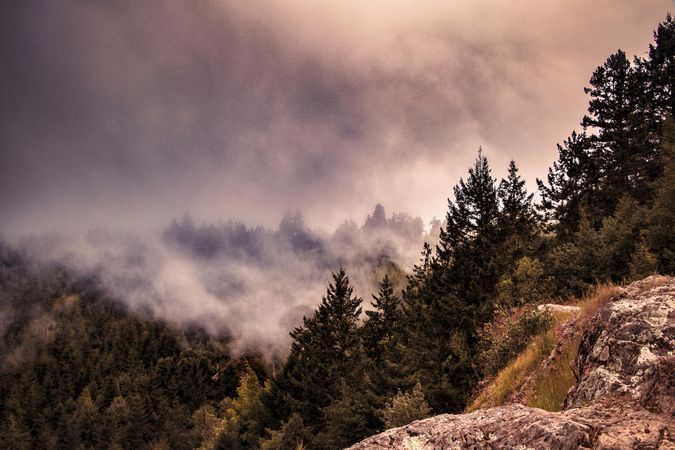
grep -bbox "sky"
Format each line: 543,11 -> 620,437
1,0 -> 673,237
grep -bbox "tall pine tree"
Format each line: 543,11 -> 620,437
497,160 -> 539,256
436,148 -> 500,322
275,268 -> 375,448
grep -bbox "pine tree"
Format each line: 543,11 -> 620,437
386,150 -> 500,414
496,160 -> 540,277
498,161 -> 537,236
582,49 -> 658,209
362,275 -> 399,362
540,16 -> 674,239
543,209 -> 599,296
642,14 -> 675,121
277,268 -> 369,440
364,204 -> 387,231
0,414 -> 32,450
437,148 -> 500,321
537,131 -> 598,239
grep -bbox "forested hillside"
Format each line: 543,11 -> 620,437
1,14 -> 673,450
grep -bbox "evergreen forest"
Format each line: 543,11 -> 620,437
1,14 -> 674,450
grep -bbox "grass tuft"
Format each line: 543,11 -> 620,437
526,335 -> 579,411
467,330 -> 555,412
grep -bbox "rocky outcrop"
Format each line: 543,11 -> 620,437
565,276 -> 675,416
350,276 -> 675,449
349,401 -> 673,450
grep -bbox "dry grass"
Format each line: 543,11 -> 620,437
467,330 -> 555,412
573,283 -> 620,321
526,335 -> 580,411
467,283 -> 621,413
525,284 -> 620,411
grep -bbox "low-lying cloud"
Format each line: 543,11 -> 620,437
15,208 -> 432,360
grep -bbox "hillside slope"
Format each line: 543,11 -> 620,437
350,276 -> 675,449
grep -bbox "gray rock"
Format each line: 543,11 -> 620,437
349,401 -> 673,450
565,276 -> 675,415
537,304 -> 581,314
349,276 -> 675,450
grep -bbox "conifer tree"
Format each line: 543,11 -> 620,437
277,268 -> 371,446
362,275 -> 399,362
596,195 -> 646,281
586,50 -> 660,209
437,148 -> 500,321
645,119 -> 675,273
496,160 -> 540,273
388,150 -> 500,414
540,16 -> 674,241
364,204 -> 387,231
641,14 -> 675,121
498,161 -> 537,234
537,131 -> 597,239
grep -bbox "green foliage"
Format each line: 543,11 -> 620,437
0,414 -> 32,450
596,195 -> 647,281
204,367 -> 271,449
362,275 -> 400,362
381,150 -> 502,413
539,15 -> 674,246
179,365 -> 271,449
1,14 -> 674,450
477,308 -> 553,377
275,268 -> 376,448
259,413 -> 309,450
316,381 -> 379,450
629,239 -> 659,281
497,161 -> 540,257
381,383 -> 431,429
644,119 -> 675,273
496,257 -> 551,308
437,148 -> 501,320
0,251 -> 262,450
537,131 -> 597,240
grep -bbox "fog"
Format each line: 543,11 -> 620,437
15,207 -> 432,359
1,1 -> 672,357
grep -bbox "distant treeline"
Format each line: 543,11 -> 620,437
1,14 -> 673,450
163,205 -> 430,281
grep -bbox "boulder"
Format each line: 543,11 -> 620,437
565,276 -> 675,416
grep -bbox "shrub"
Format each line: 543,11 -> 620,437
467,330 -> 555,412
381,383 -> 431,429
477,308 -> 553,377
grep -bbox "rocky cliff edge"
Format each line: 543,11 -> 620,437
349,276 -> 675,450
